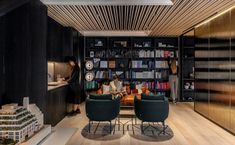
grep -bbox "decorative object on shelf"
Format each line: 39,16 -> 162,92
94,40 -> 103,47
90,51 -> 94,57
113,41 -> 127,47
85,60 -> 94,70
184,82 -> 194,90
85,72 -> 94,81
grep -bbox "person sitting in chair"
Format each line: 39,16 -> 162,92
110,74 -> 126,97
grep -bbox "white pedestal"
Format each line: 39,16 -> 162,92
20,125 -> 51,145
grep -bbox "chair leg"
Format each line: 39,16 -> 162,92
109,120 -> 112,134
162,121 -> 168,135
88,120 -> 91,133
141,121 -> 144,134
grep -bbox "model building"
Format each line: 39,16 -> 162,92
0,100 -> 44,144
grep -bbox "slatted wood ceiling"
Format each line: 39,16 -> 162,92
46,0 -> 235,36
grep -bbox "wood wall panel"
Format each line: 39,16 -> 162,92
195,7 -> 235,134
194,23 -> 210,117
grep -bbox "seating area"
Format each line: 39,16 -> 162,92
85,92 -> 169,135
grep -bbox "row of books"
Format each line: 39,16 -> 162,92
155,70 -> 169,79
85,81 -> 98,90
155,50 -> 174,58
94,71 -> 130,79
132,61 -> 154,68
155,81 -> 170,90
92,59 -> 169,69
132,50 -> 155,58
132,71 -> 155,79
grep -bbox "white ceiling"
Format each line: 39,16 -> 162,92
42,0 -> 235,36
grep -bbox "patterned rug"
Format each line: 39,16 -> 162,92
81,118 -> 173,141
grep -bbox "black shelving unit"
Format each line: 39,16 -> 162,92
84,37 -> 178,98
180,31 -> 195,102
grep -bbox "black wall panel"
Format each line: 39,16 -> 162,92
1,0 -> 47,112
0,16 -> 6,106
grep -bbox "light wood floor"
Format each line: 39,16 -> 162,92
56,103 -> 235,145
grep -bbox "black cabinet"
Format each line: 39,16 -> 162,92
47,18 -> 74,61
47,17 -> 64,61
45,86 -> 68,126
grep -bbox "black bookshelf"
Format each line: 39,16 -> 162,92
180,31 -> 195,102
84,37 -> 178,97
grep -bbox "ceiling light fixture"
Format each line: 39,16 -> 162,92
82,30 -> 152,36
41,0 -> 173,5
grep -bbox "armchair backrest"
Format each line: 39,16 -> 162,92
134,95 -> 169,122
86,95 -> 120,121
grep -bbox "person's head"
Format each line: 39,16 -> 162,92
66,56 -> 77,67
113,74 -> 119,82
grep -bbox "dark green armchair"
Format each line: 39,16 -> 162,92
134,93 -> 169,134
85,94 -> 121,133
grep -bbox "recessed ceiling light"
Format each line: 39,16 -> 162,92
41,0 -> 173,5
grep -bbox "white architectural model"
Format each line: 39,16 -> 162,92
0,98 -> 44,144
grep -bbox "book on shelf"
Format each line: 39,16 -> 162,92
155,50 -> 174,58
108,61 -> 115,68
155,61 -> 169,68
100,61 -> 108,68
93,58 -> 100,68
156,81 -> 170,90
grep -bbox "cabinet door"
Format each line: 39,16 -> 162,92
45,91 -> 54,124
47,17 -> 63,61
62,27 -> 73,57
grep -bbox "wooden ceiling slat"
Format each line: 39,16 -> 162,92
107,6 -> 115,30
66,5 -> 92,30
161,0 -> 234,35
101,6 -> 112,30
179,0 -> 234,32
96,6 -> 109,30
151,0 -> 190,35
89,6 -> 105,30
46,0 -> 235,36
54,5 -> 87,30
128,6 -> 134,30
135,5 -> 146,30
155,0 -> 209,35
48,6 -> 69,26
82,6 -> 100,30
131,6 -> 140,30
79,6 -> 98,30
139,6 -> 152,30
